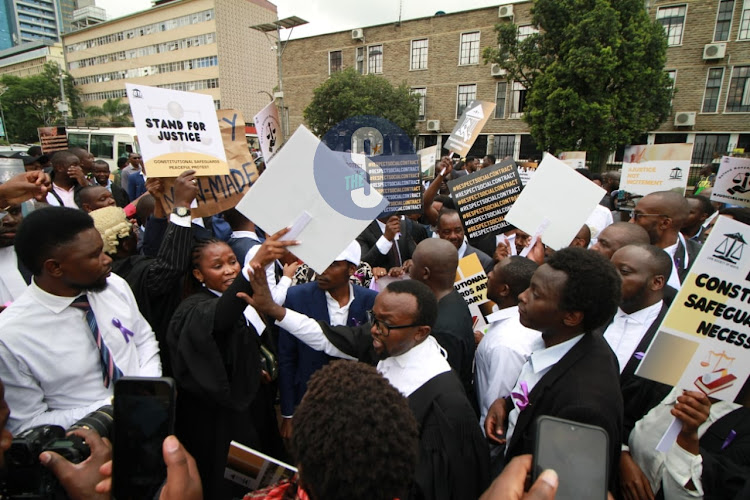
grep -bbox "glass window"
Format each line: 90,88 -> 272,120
726,66 -> 750,112
68,133 -> 89,149
666,70 -> 677,107
412,88 -> 426,121
702,68 -> 724,113
510,82 -> 527,119
459,32 -> 480,65
456,84 -> 477,117
368,45 -> 383,74
356,47 -> 365,74
410,39 -> 428,70
494,135 -> 515,159
657,5 -> 687,46
495,82 -> 507,118
740,0 -> 750,39
90,134 -> 114,159
715,0 -> 735,41
329,50 -> 342,74
517,25 -> 539,42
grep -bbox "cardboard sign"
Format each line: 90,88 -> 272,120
38,126 -> 68,153
558,151 -> 586,169
447,159 -> 522,241
505,153 -> 605,250
367,154 -> 422,217
621,143 -> 693,197
711,156 -> 750,208
126,83 -> 228,177
444,100 -> 496,157
454,253 -> 494,335
518,162 -> 538,185
253,101 -> 282,162
636,216 -> 750,404
418,145 -> 438,180
159,110 -> 258,218
236,125 -> 388,274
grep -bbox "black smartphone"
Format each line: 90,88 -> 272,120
113,377 -> 176,500
532,416 -> 609,500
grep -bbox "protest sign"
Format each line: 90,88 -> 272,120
236,125 -> 388,274
37,126 -> 67,153
558,151 -> 586,169
636,216 -> 750,404
159,109 -> 258,218
621,143 -> 692,197
454,253 -> 494,334
711,156 -> 750,208
517,162 -> 538,185
505,153 -> 605,250
444,101 -> 496,157
367,154 -> 422,217
447,159 -> 522,241
253,101 -> 282,162
126,83 -> 228,177
418,145 -> 438,180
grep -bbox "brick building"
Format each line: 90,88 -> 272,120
281,0 -> 750,165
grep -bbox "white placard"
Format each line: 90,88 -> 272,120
711,156 -> 750,208
621,144 -> 693,197
253,101 -> 282,162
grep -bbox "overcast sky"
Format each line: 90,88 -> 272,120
96,0 -> 520,38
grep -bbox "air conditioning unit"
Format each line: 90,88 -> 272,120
427,120 -> 441,132
490,63 -> 506,77
674,111 -> 696,127
351,28 -> 364,40
703,43 -> 726,60
498,5 -> 514,18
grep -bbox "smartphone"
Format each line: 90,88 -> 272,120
532,416 -> 609,500
113,377 -> 176,500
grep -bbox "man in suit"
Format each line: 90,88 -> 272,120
127,165 -> 147,202
437,209 -> 494,274
357,214 -> 427,272
278,241 -> 376,439
484,248 -> 623,494
629,191 -> 702,288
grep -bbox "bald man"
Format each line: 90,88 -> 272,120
76,186 -> 116,213
629,191 -> 702,288
569,224 -> 591,248
409,238 -> 476,405
591,222 -> 650,259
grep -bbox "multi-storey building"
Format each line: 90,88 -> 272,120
62,0 -> 278,123
0,0 -> 64,50
282,0 -> 750,167
0,41 -> 66,78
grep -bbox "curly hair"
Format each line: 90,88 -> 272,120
546,247 -> 621,332
292,361 -> 419,500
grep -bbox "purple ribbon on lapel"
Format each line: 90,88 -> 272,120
634,351 -> 645,360
112,318 -> 135,343
511,381 -> 530,411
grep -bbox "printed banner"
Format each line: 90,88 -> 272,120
159,110 -> 258,218
621,143 -> 693,197
711,156 -> 750,208
367,154 -> 422,217
454,253 -> 494,336
444,100 -> 496,157
253,101 -> 282,162
636,216 -> 750,404
126,83 -> 228,177
38,126 -> 68,153
447,158 -> 522,241
518,162 -> 538,185
558,151 -> 586,169
418,145 -> 438,180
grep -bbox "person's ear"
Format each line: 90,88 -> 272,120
650,274 -> 666,291
347,263 -> 356,277
192,268 -> 204,283
498,283 -> 511,298
43,258 -> 63,278
82,203 -> 92,213
414,325 -> 431,343
562,310 -> 584,328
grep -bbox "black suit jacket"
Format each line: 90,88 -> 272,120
357,218 -> 426,268
504,332 -> 623,494
675,237 -> 702,283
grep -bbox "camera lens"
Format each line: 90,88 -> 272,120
68,405 -> 114,440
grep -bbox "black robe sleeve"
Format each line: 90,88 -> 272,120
318,322 -> 380,365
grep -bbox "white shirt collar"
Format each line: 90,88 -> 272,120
325,283 -> 355,310
529,334 -> 584,374
231,230 -> 261,242
28,279 -> 78,314
458,238 -> 468,258
486,305 -> 519,324
616,301 -> 663,325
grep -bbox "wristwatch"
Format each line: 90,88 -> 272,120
172,206 -> 191,217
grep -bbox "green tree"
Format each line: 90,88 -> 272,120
84,98 -> 132,126
484,0 -> 673,168
0,62 -> 82,143
303,68 -> 420,138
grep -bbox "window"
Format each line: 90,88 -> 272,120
368,45 -> 383,74
410,39 -> 428,70
517,25 -> 539,42
329,50 -> 342,74
740,0 -> 750,39
456,84 -> 477,117
667,69 -> 677,106
715,0 -> 735,41
412,88 -> 426,121
90,134 -> 114,159
656,5 -> 687,46
459,32 -> 480,65
495,82 -> 507,118
509,82 -> 527,118
726,66 -> 750,112
702,68 -> 724,113
355,47 -> 365,74
494,135 -> 515,159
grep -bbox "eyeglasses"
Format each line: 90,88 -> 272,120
631,212 -> 670,221
131,156 -> 142,160
366,310 -> 422,337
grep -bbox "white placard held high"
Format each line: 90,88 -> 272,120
253,101 -> 282,162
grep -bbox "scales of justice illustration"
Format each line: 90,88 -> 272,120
695,350 -> 737,395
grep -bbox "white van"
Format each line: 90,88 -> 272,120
67,127 -> 140,169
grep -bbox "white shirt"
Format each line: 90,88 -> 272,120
458,238 -> 468,258
505,334 -> 584,449
326,283 -> 355,326
374,219 -> 401,258
0,274 -> 162,433
603,301 -> 663,373
586,204 -> 614,245
0,246 -> 27,305
276,309 -> 451,397
45,183 -> 76,208
475,306 -> 542,429
630,387 -> 739,498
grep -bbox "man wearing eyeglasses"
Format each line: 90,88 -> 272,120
120,152 -> 144,193
629,191 -> 701,289
243,271 -> 490,500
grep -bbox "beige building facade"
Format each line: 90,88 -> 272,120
0,41 -> 65,78
63,0 -> 278,124
282,0 -> 750,165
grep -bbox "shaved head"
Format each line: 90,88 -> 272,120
591,222 -> 650,259
409,238 -> 458,289
641,191 -> 690,227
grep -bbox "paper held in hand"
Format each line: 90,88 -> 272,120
444,100 -> 496,157
711,156 -> 750,208
253,101 -> 283,162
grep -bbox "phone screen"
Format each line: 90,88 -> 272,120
533,416 -> 609,500
113,377 -> 175,500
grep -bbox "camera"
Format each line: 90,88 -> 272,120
2,405 -> 113,499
